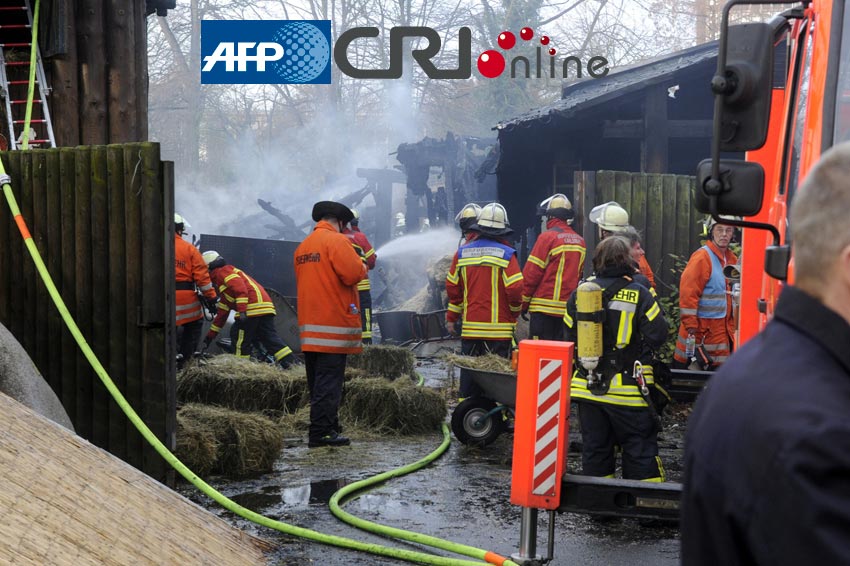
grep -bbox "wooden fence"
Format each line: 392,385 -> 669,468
0,143 -> 175,483
573,171 -> 705,293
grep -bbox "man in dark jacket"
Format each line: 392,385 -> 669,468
681,142 -> 850,564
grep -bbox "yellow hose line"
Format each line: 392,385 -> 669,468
0,161 -> 505,566
21,0 -> 40,150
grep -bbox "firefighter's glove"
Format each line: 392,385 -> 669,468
203,296 -> 218,315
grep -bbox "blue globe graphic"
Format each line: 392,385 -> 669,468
273,23 -> 330,83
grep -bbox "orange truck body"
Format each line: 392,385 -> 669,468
738,0 -> 844,344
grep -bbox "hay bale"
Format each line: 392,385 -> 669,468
445,353 -> 515,373
176,404 -> 283,477
176,411 -> 219,476
347,345 -> 415,380
339,377 -> 446,435
178,355 -> 307,414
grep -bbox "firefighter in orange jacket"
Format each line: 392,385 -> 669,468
202,252 -> 296,368
174,214 -> 217,369
342,209 -> 377,344
295,201 -> 367,448
446,203 -> 524,397
522,194 -> 586,340
673,216 -> 738,369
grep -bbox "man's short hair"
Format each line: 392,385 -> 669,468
791,142 -> 850,292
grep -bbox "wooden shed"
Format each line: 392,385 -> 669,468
493,41 -> 745,243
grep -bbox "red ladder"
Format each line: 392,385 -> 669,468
0,0 -> 55,149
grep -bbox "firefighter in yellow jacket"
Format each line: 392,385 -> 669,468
564,236 -> 668,481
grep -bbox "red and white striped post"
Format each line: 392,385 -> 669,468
510,339 -> 573,563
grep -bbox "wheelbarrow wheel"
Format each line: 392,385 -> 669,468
451,397 -> 504,447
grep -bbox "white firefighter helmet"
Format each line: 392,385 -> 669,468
201,250 -> 222,267
704,215 -> 741,237
351,208 -> 360,220
476,202 -> 514,236
454,203 -> 482,224
589,201 -> 629,233
174,213 -> 191,233
540,193 -> 572,211
539,193 -> 575,224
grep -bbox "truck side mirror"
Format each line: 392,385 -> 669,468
696,158 -> 764,216
716,22 -> 774,151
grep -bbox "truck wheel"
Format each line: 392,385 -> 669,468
451,397 -> 504,447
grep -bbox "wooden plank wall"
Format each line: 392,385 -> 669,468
574,170 -> 704,294
0,143 -> 175,483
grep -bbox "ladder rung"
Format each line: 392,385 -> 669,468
0,43 -> 31,47
0,7 -> 27,11
7,80 -> 36,85
10,99 -> 41,104
4,61 -> 29,66
12,119 -> 45,123
0,25 -> 30,29
18,139 -> 50,144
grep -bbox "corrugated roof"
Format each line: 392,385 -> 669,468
495,41 -> 718,130
0,393 -> 271,566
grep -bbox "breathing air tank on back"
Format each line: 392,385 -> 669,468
575,281 -> 604,386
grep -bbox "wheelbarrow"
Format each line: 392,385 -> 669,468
450,364 -> 517,447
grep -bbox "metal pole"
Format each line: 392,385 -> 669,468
512,507 -> 540,564
547,509 -> 556,562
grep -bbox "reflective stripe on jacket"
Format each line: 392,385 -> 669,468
175,234 -> 215,327
674,241 -> 737,365
696,246 -> 727,319
522,219 -> 586,316
295,220 -> 367,354
446,235 -> 524,340
564,275 -> 668,407
343,227 -> 376,291
208,265 -> 275,334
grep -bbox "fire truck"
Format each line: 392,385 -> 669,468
507,1 -> 847,562
698,0 -> 849,343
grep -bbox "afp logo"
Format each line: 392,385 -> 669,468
201,20 -> 331,84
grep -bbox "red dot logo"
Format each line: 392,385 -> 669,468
548,47 -> 556,56
540,36 -> 550,46
477,50 -> 505,78
520,27 -> 534,41
497,31 -> 516,50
